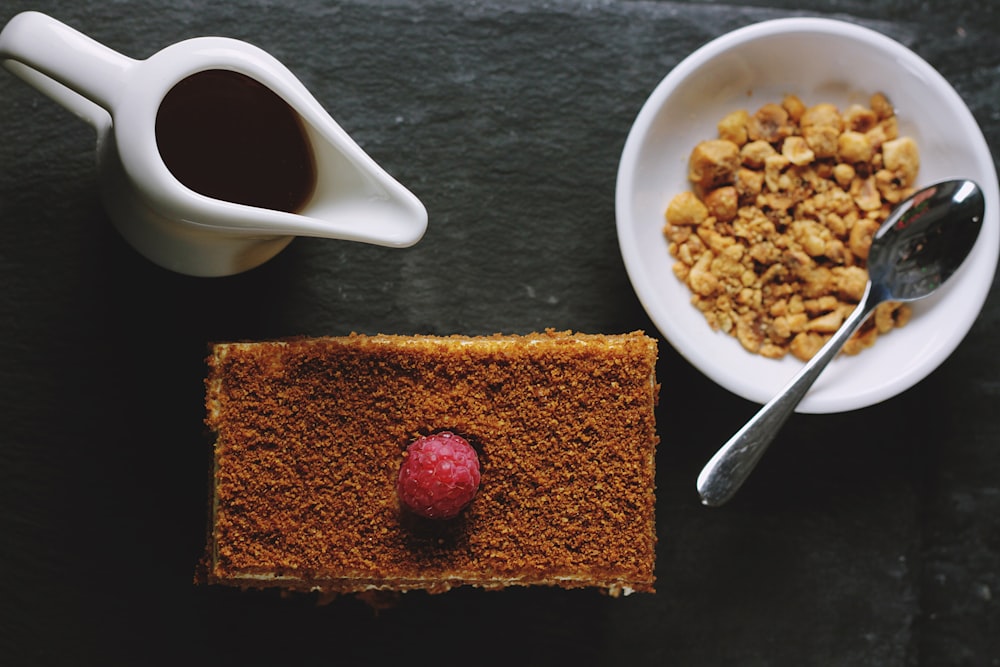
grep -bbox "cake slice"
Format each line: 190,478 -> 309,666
198,330 -> 659,597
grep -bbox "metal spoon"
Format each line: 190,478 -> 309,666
697,179 -> 985,507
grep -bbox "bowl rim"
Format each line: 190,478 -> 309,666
615,16 -> 1000,413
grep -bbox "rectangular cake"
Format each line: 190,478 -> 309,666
198,330 -> 659,598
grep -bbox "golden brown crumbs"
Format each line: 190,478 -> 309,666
664,92 -> 919,361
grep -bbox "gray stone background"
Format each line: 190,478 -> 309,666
1,1 -> 998,665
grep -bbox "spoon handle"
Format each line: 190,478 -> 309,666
696,287 -> 882,506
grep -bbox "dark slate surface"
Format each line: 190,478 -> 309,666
1,1 -> 998,665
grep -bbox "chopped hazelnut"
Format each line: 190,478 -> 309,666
870,92 -> 894,120
838,131 -> 875,164
665,191 -> 708,226
843,104 -> 878,133
704,186 -> 739,223
717,109 -> 749,146
747,103 -> 793,143
688,139 -> 741,191
782,136 -> 815,166
882,137 -> 920,187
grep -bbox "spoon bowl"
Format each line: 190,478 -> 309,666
697,179 -> 985,507
869,181 -> 985,302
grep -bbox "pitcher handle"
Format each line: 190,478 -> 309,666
0,11 -> 135,127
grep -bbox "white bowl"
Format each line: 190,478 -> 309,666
616,17 -> 999,413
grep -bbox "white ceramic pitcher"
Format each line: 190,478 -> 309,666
0,11 -> 427,276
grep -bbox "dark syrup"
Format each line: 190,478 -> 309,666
155,69 -> 317,213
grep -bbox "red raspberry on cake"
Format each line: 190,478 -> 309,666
397,431 -> 481,519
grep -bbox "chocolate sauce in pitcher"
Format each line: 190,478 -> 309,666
155,69 -> 317,213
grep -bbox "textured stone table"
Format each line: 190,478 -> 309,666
1,1 -> 998,665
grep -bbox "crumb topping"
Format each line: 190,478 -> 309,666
202,330 -> 659,595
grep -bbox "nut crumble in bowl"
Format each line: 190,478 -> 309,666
615,17 -> 999,413
663,93 -> 918,363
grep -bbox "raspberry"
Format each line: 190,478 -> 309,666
397,432 -> 481,519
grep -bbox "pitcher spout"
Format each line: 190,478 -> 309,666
290,115 -> 428,248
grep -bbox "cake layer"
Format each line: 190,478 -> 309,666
200,331 -> 659,596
